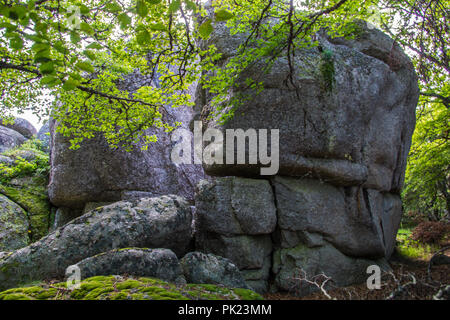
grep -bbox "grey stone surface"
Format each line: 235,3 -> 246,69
48,73 -> 206,210
195,177 -> 277,235
272,243 -> 391,296
0,118 -> 37,139
37,121 -> 50,152
197,19 -> 418,195
51,207 -> 83,230
0,126 -> 26,153
180,251 -> 248,289
75,248 -> 184,283
0,195 -> 193,290
195,232 -> 272,271
272,176 -> 389,258
0,194 -> 29,251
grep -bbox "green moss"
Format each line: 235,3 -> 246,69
115,279 -> 142,290
319,49 -> 335,92
0,139 -> 51,243
0,276 -> 264,300
233,288 -> 264,300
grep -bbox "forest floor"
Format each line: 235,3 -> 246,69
266,251 -> 449,300
266,232 -> 450,301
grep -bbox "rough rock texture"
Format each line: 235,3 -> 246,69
198,20 -> 418,195
75,248 -> 184,283
180,252 -> 248,289
37,121 -> 50,152
194,177 -> 276,293
0,118 -> 37,139
195,177 -> 277,235
48,72 -> 206,210
0,195 -> 193,290
272,176 -> 402,258
0,194 -> 29,251
0,126 -> 26,153
191,16 -> 418,295
272,244 -> 391,296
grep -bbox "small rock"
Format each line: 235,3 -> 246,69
181,252 -> 248,289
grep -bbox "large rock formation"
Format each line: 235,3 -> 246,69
48,73 -> 206,214
0,195 -> 193,290
194,177 -> 275,293
192,16 -> 418,295
0,126 -> 26,153
198,22 -> 418,193
74,248 -> 184,283
0,118 -> 37,139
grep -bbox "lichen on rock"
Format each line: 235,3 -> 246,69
0,275 -> 262,300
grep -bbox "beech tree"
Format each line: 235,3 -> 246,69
0,1 -> 448,217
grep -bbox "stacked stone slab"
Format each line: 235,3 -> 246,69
195,177 -> 276,293
193,12 -> 418,295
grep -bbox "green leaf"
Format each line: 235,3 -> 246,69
117,13 -> 131,29
53,41 -> 67,54
147,0 -> 162,4
137,29 -> 151,45
105,1 -> 121,13
215,9 -> 234,22
149,23 -> 166,31
34,49 -> 51,63
76,61 -> 95,73
62,79 -> 78,91
70,31 -> 81,44
9,5 -> 26,20
35,22 -> 48,34
40,76 -> 60,87
136,0 -> 148,18
83,50 -> 97,61
31,42 -> 50,52
80,22 -> 94,35
184,0 -> 197,12
86,42 -> 103,50
0,22 -> 17,32
10,36 -> 23,50
199,19 -> 213,39
169,0 -> 181,13
80,5 -> 90,15
39,61 -> 55,75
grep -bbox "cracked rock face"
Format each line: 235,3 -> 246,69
48,72 -> 206,210
194,177 -> 275,293
198,21 -> 418,194
193,20 -> 418,295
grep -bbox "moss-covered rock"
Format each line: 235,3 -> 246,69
0,139 -> 51,242
0,194 -> 29,251
0,276 -> 263,300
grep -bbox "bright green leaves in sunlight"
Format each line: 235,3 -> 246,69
215,9 -> 234,22
117,13 -> 132,30
169,0 -> 181,14
199,19 -> 213,39
137,0 -> 149,18
137,29 -> 151,45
